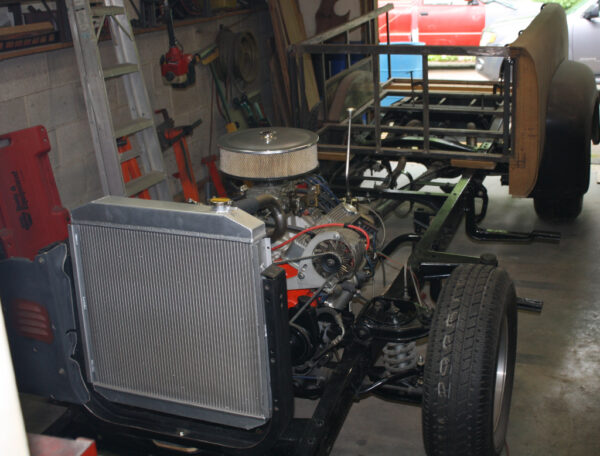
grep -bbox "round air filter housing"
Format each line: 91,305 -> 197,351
218,128 -> 319,181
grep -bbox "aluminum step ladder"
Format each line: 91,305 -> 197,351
66,0 -> 170,200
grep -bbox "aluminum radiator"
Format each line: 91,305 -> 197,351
69,197 -> 272,429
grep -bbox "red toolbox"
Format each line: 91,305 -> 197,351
0,125 -> 69,260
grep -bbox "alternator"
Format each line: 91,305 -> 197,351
285,228 -> 364,290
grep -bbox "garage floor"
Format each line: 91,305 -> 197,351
331,169 -> 600,456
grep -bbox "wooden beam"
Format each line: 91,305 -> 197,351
450,159 -> 497,170
385,81 -> 497,95
269,0 -> 320,113
318,150 -> 352,162
0,22 -> 54,39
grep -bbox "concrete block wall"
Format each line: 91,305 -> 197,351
0,10 -> 274,208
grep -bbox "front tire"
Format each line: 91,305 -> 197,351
422,264 -> 517,456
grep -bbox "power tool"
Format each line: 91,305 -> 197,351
159,1 -> 196,88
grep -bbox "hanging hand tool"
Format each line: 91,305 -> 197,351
199,44 -> 238,133
233,93 -> 271,128
233,94 -> 258,127
155,109 -> 202,201
251,98 -> 271,127
159,1 -> 196,88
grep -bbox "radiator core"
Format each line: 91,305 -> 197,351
69,197 -> 272,429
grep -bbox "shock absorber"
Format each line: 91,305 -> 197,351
382,342 -> 417,374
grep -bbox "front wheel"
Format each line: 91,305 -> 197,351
422,264 -> 517,456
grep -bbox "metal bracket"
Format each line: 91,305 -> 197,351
464,187 -> 561,243
516,296 -> 544,313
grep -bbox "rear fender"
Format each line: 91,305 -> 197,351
530,60 -> 599,199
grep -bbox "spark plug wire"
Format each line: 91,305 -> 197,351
272,223 -> 371,252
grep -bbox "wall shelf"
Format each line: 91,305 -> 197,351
0,7 -> 259,62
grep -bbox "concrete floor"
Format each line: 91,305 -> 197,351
331,169 -> 600,456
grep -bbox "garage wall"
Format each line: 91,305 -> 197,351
0,10 -> 273,208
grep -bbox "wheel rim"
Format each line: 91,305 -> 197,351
493,315 -> 509,433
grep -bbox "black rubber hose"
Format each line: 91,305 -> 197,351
381,233 -> 422,257
234,194 -> 287,242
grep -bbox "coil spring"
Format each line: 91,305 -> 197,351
382,342 -> 417,374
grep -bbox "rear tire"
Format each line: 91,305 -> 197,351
529,61 -> 595,222
533,194 -> 583,222
422,264 -> 517,456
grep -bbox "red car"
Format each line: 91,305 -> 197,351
378,0 -> 486,46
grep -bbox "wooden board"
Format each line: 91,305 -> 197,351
269,51 -> 292,126
0,41 -> 70,61
269,0 -> 320,114
450,159 -> 496,171
318,150 -> 353,162
0,8 -> 256,62
268,0 -> 292,106
360,0 -> 375,15
0,21 -> 54,39
508,4 -> 568,197
385,80 -> 498,95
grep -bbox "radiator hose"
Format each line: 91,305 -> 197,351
234,194 -> 287,242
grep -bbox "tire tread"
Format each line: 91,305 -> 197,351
422,264 -> 516,456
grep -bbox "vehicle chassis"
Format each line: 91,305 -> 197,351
52,6 -> 557,456
270,5 -> 556,455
